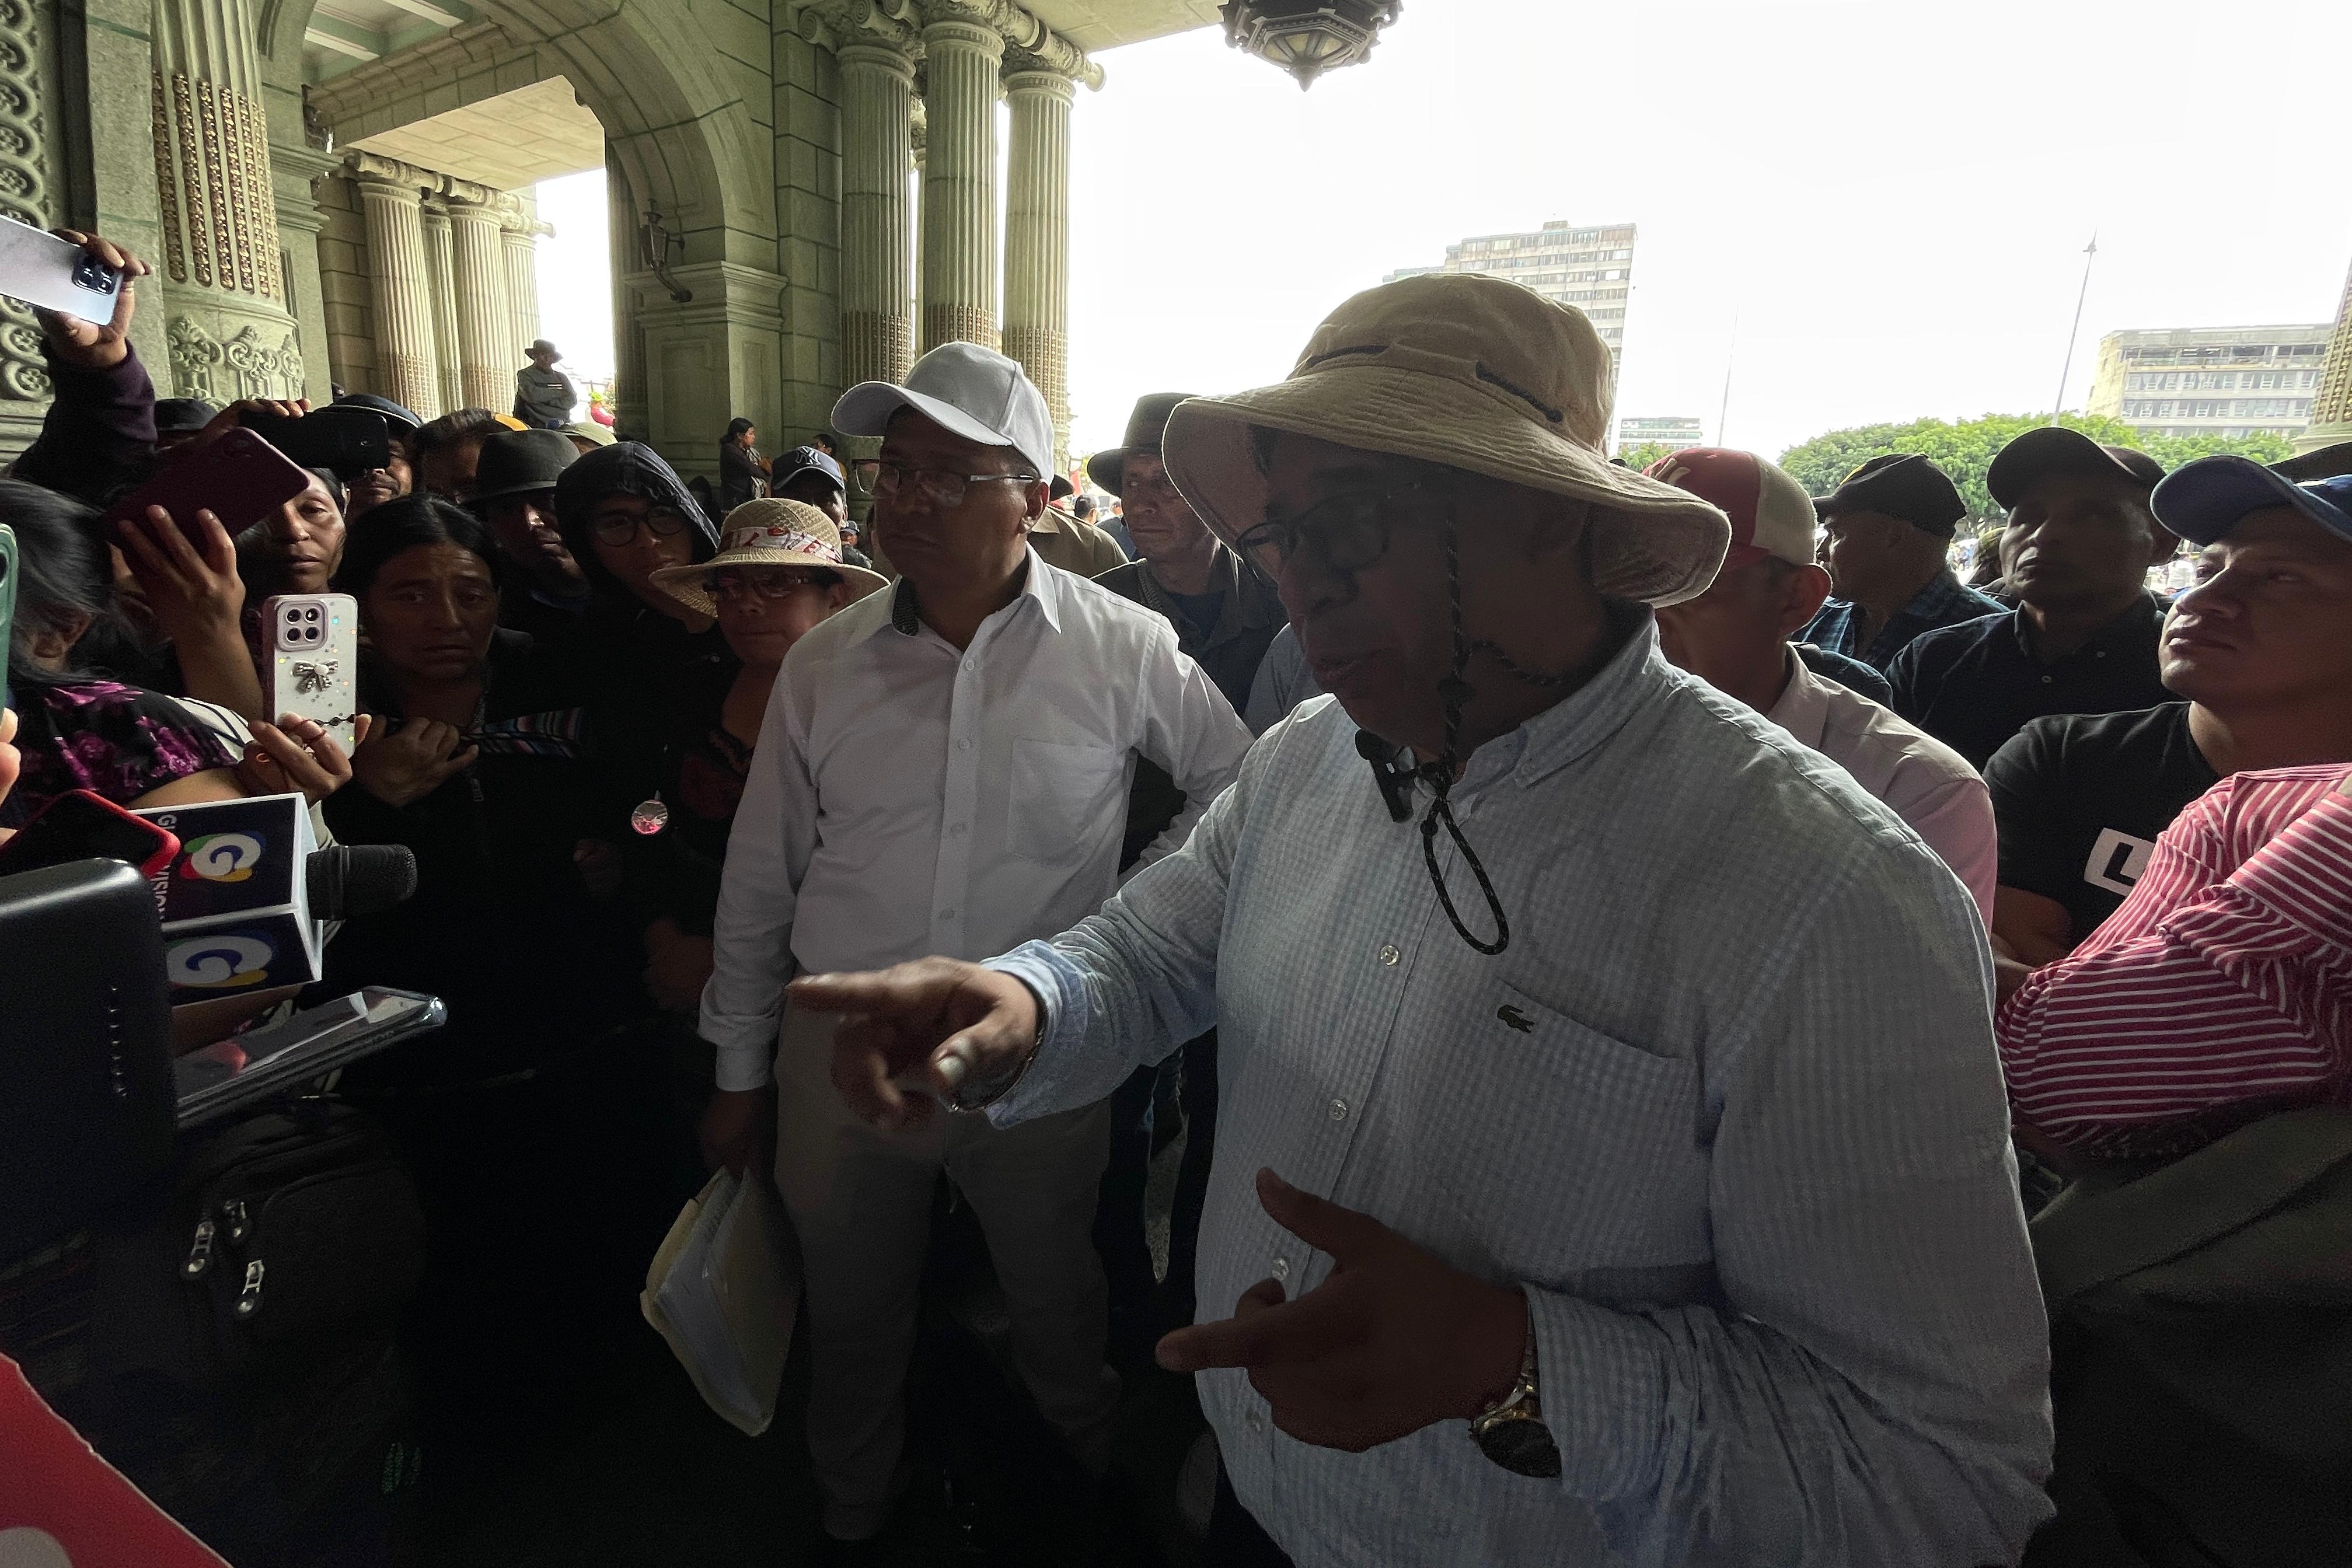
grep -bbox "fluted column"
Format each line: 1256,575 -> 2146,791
501,207 -> 544,352
920,18 -> 1003,352
2302,252 -> 2352,455
446,194 -> 513,411
1003,69 -> 1074,466
840,43 -> 916,386
149,0 -> 302,400
353,170 -> 439,418
418,196 -> 459,419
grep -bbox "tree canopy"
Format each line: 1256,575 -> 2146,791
1776,414 -> 2297,522
1614,440 -> 1678,474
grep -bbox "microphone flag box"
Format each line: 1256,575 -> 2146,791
130,793 -> 321,1005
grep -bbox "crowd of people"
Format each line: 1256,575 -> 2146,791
2,225 -> 2348,1567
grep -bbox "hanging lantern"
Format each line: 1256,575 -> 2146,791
1219,1 -> 1403,90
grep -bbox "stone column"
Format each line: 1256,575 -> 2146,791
1003,69 -> 1074,466
840,43 -> 916,386
606,148 -> 647,441
919,18 -> 1003,352
149,0 -> 302,401
351,163 -> 439,420
418,197 -> 460,420
445,193 -> 514,413
272,142 -> 340,403
2301,252 -> 2352,456
502,204 -> 545,352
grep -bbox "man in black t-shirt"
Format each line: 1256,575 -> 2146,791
1985,703 -> 2215,958
1985,455 -> 2352,965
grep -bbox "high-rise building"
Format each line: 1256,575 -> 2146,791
1617,415 -> 1704,453
1386,221 -> 1638,378
2087,325 -> 2332,441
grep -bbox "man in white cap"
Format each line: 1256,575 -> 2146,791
1648,446 -> 1997,921
694,340 -> 1253,1551
788,275 -> 2052,1566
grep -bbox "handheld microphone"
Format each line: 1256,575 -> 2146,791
306,843 -> 418,921
1355,729 -> 1416,824
131,796 -> 419,1003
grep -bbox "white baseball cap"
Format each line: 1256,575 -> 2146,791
832,341 -> 1054,480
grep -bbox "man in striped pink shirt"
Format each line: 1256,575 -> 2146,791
1998,461 -> 2352,1158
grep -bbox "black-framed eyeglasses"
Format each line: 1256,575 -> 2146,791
1231,479 -> 1435,579
871,462 -> 1038,509
708,567 -> 838,603
592,507 -> 690,546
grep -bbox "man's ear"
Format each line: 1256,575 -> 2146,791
1021,480 -> 1050,523
1775,563 -> 1833,639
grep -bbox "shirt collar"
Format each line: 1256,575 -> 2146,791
884,548 -> 1063,641
1472,602 -> 1669,792
2007,591 -> 2162,661
1762,645 -> 1828,746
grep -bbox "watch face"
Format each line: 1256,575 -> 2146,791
1476,1416 -> 1562,1480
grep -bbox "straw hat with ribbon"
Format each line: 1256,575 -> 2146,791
1160,272 -> 1730,607
650,498 -> 887,617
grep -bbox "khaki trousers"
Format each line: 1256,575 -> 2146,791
771,1004 -> 1119,1535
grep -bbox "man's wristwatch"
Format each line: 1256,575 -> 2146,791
1468,1317 -> 1561,1479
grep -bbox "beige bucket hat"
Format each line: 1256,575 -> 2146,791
650,498 -> 888,616
1161,273 -> 1730,606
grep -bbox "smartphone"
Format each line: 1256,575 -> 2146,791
0,215 -> 123,318
104,427 -> 313,544
173,987 -> 446,1130
0,787 -> 182,880
241,406 -> 389,480
261,592 -> 360,754
1,522 -> 17,714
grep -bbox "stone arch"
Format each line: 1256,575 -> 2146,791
259,0 -> 773,270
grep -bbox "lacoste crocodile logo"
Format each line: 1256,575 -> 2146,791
1496,1004 -> 1535,1034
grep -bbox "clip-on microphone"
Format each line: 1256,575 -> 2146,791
1355,729 -> 1416,823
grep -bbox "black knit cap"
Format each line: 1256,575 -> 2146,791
1813,453 -> 1968,536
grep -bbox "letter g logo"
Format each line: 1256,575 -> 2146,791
166,934 -> 275,989
179,832 -> 266,883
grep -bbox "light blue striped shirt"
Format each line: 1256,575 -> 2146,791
991,612 -> 2053,1567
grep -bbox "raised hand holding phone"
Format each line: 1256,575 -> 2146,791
0,222 -> 144,365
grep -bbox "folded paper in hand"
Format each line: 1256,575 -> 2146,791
640,1168 -> 801,1436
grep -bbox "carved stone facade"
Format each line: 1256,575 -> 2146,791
0,0 -> 55,434
2302,255 -> 2352,456
150,0 -> 301,399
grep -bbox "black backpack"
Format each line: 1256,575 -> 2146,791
2026,1106 -> 2352,1567
63,1097 -> 430,1566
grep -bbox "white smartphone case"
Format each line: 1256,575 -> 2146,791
0,214 -> 124,317
261,593 -> 360,755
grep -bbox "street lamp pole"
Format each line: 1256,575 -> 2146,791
2053,233 -> 2099,419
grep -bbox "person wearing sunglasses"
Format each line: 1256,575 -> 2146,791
784,276 -> 2052,1567
695,341 -> 1252,1555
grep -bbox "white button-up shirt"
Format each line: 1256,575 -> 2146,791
988,612 -> 2053,1567
1767,648 -> 1998,922
700,551 -> 1254,1091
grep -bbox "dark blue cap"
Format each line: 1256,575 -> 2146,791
2152,455 -> 2352,547
770,445 -> 845,494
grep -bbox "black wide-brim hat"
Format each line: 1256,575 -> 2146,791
1087,393 -> 1195,498
472,428 -> 581,502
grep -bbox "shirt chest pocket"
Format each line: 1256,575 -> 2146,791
1417,984 -> 1711,1277
1005,736 -> 1126,858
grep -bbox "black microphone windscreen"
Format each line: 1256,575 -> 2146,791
307,844 -> 419,921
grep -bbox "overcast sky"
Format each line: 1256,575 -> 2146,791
543,0 -> 2352,462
